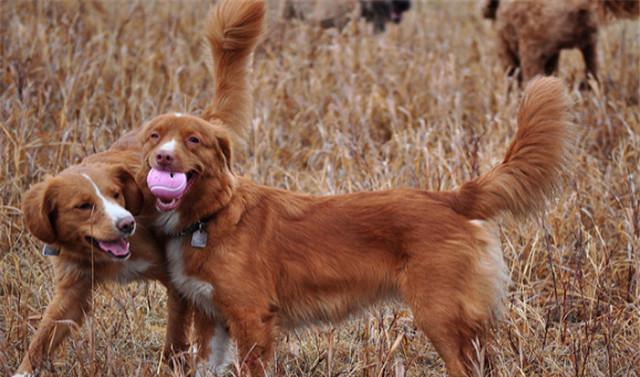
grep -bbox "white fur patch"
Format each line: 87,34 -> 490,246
12,373 -> 33,377
159,139 -> 177,152
206,324 -> 234,375
174,112 -> 183,117
469,220 -> 509,320
116,260 -> 152,283
81,174 -> 134,230
166,238 -> 217,317
194,325 -> 235,377
155,211 -> 181,234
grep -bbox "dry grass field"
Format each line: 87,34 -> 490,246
1,1 -> 639,376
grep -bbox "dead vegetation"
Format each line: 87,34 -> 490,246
1,1 -> 639,376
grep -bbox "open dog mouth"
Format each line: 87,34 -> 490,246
147,169 -> 197,212
85,236 -> 131,259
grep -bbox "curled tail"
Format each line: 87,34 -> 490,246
451,77 -> 573,220
202,0 -> 265,136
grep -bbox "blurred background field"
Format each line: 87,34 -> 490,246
1,1 -> 639,376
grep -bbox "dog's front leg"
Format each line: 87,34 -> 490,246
162,288 -> 193,368
225,307 -> 275,377
192,308 -> 234,376
14,277 -> 91,376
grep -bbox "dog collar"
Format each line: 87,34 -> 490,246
168,213 -> 217,248
42,244 -> 60,256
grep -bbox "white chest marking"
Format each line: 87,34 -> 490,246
166,238 -> 216,316
174,112 -> 183,117
159,139 -> 177,152
116,260 -> 152,283
155,211 -> 181,234
81,174 -> 133,227
205,324 -> 234,375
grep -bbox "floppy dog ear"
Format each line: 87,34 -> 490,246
113,167 -> 144,216
216,136 -> 233,173
22,180 -> 58,244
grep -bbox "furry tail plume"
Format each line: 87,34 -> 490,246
202,0 -> 265,136
451,77 -> 573,220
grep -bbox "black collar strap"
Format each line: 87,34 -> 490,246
167,212 -> 217,238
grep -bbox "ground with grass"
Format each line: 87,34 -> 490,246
1,1 -> 639,376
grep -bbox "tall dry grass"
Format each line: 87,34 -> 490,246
1,1 -> 639,376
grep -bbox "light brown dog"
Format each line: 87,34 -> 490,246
485,0 -> 639,83
136,0 -> 574,376
17,133 -> 192,376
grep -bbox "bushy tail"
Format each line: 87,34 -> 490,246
450,77 -> 573,220
202,0 -> 265,136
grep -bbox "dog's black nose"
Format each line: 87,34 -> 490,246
156,150 -> 174,165
116,216 -> 135,234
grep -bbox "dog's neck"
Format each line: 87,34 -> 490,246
158,172 -> 237,236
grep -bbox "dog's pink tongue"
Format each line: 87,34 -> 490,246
98,239 -> 130,257
147,168 -> 187,200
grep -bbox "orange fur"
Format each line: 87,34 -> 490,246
201,0 -> 265,137
139,1 -> 573,376
17,138 -> 192,376
445,77 -> 573,220
487,0 -> 639,83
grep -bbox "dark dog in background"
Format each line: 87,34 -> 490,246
484,0 -> 639,83
361,0 -> 412,32
272,0 -> 411,32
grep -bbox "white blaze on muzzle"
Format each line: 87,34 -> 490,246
81,174 -> 134,231
159,139 -> 177,152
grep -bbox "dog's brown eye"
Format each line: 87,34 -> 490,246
113,192 -> 120,200
150,132 -> 160,140
187,136 -> 200,144
76,202 -> 93,210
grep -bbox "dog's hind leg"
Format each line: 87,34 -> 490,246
400,268 -> 480,375
580,37 -> 598,86
401,232 -> 503,376
497,38 -> 520,80
544,52 -> 560,76
405,293 -> 478,376
520,53 -> 548,83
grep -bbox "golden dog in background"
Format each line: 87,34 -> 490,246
484,0 -> 639,83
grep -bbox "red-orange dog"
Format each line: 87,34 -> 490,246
17,133 -> 191,376
484,0 -> 639,83
139,0 -> 573,376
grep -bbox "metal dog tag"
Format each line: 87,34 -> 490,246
191,229 -> 208,248
42,244 -> 60,256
